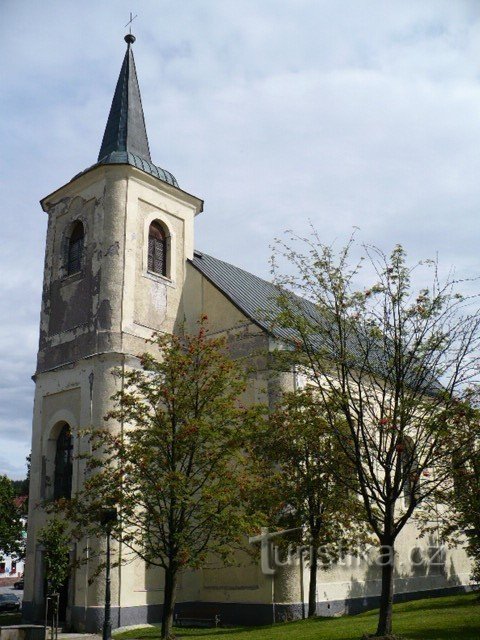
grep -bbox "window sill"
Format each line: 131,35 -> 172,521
144,270 -> 175,288
60,271 -> 84,286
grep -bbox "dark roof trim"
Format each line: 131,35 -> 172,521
72,151 -> 179,188
40,163 -> 203,213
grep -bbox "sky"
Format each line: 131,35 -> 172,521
2,0 -> 480,478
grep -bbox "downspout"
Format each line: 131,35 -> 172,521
83,370 -> 95,629
116,172 -> 129,627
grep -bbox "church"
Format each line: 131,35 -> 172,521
23,34 -> 473,632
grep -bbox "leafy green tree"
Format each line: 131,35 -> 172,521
254,389 -> 370,617
0,475 -> 24,559
451,435 -> 480,584
38,517 -> 71,638
62,318 -> 264,640
11,454 -> 31,517
38,517 -> 71,596
420,396 -> 480,586
271,235 -> 479,637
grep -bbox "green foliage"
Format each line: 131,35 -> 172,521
271,237 -> 478,538
0,475 -> 24,559
421,395 -> 480,585
252,388 -> 371,616
254,388 -> 369,559
449,421 -> 480,585
79,319 -> 262,567
38,517 -> 71,595
60,318 -> 265,638
10,455 -> 31,518
270,232 -> 480,635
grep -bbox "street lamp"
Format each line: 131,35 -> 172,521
100,508 -> 117,640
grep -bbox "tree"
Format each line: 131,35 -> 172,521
38,517 -> 71,595
270,235 -> 480,637
420,395 -> 480,586
62,318 -> 263,640
0,475 -> 24,559
254,388 -> 369,617
12,453 -> 31,517
38,517 -> 71,638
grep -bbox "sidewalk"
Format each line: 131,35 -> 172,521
57,635 -> 101,640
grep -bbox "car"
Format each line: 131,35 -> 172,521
13,579 -> 24,590
0,594 -> 21,612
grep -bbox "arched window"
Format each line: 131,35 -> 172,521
53,424 -> 73,500
67,221 -> 84,276
148,221 -> 167,277
399,435 -> 420,506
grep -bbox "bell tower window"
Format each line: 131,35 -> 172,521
53,423 -> 73,500
148,221 -> 167,277
67,221 -> 84,276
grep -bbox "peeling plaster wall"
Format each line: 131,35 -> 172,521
26,164 -> 203,629
36,170 -> 125,373
36,165 -> 201,374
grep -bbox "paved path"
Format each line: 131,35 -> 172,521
57,635 -> 101,640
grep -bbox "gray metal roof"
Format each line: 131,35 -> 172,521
74,37 -> 178,189
189,250 -> 310,341
189,251 -> 441,394
72,151 -> 179,188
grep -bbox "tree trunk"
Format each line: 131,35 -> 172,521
376,542 -> 395,637
307,543 -> 318,618
161,566 -> 178,639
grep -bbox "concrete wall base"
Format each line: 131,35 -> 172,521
0,626 -> 45,640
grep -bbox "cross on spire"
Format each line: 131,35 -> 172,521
124,12 -> 137,34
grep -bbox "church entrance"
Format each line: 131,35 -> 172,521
43,558 -> 70,629
58,576 -> 69,625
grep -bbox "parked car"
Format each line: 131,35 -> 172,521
0,594 -> 21,612
13,579 -> 24,590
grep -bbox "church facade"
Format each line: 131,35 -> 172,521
23,36 -> 473,632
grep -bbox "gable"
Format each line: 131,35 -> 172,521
189,251 -> 280,334
185,259 -> 257,334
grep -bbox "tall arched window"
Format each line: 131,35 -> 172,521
399,435 -> 420,506
67,221 -> 84,275
148,221 -> 167,277
53,424 -> 73,500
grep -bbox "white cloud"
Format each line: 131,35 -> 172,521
2,0 -> 480,476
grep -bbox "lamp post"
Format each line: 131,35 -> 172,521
100,508 -> 117,640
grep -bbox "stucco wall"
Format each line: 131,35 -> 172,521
25,163 -> 474,632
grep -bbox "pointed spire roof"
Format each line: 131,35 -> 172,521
74,34 -> 178,188
98,34 -> 151,162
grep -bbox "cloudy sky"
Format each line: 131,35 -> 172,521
2,1 -> 480,478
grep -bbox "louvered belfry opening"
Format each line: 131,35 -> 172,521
67,221 -> 84,275
148,221 -> 167,276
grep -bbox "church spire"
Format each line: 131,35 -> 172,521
98,34 -> 152,163
72,34 -> 179,188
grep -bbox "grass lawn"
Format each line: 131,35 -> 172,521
114,593 -> 480,640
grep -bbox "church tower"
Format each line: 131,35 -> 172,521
23,35 -> 203,630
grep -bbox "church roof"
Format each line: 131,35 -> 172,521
189,250 -> 310,342
75,35 -> 178,188
190,251 -> 442,394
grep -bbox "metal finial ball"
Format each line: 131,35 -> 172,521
124,34 -> 136,45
